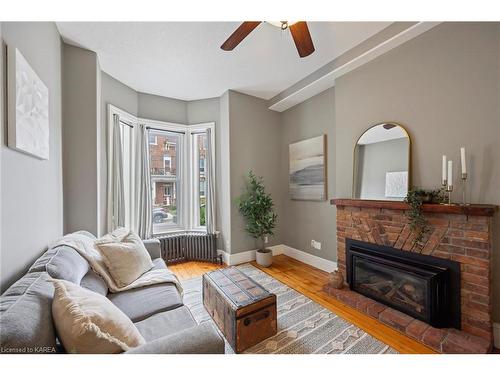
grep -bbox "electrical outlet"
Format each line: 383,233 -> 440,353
311,240 -> 321,250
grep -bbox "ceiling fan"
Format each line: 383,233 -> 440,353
221,21 -> 315,58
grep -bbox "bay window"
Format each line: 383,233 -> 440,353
148,124 -> 214,235
108,105 -> 215,237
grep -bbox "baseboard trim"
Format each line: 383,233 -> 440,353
494,322 -> 500,349
219,244 -> 337,273
218,245 -> 284,266
281,245 -> 337,273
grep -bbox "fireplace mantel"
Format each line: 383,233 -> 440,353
331,198 -> 497,217
326,197 -> 497,353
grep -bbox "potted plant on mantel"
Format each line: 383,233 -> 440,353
404,188 -> 445,247
237,171 -> 278,267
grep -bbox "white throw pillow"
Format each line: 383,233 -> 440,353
95,229 -> 154,288
51,279 -> 145,354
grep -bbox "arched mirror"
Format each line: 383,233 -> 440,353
353,123 -> 410,201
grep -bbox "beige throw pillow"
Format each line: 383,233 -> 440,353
51,279 -> 145,354
95,229 -> 154,288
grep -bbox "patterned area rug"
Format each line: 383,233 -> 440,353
181,264 -> 398,354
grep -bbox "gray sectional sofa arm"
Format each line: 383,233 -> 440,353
142,238 -> 161,259
126,322 -> 224,354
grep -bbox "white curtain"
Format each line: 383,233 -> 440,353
205,128 -> 216,234
134,124 -> 153,239
108,114 -> 125,231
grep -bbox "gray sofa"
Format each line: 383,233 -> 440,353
0,231 -> 224,354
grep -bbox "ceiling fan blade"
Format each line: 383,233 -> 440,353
289,22 -> 315,58
221,22 -> 261,51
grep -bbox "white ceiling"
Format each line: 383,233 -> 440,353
56,22 -> 391,101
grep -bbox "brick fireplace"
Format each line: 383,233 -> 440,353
324,199 -> 497,353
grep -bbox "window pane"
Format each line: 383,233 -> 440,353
197,133 -> 207,227
148,134 -> 157,145
149,130 -> 181,233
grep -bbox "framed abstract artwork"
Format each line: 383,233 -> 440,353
7,46 -> 50,160
289,134 -> 327,201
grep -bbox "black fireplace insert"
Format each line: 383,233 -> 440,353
346,238 -> 460,329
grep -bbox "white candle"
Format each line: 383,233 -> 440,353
447,160 -> 453,188
442,155 -> 447,184
460,147 -> 466,174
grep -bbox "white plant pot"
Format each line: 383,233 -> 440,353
256,248 -> 273,267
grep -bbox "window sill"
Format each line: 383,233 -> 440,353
152,228 -> 208,238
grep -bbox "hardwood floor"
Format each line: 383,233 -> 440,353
169,254 -> 436,354
169,260 -> 225,280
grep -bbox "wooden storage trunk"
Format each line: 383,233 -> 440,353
202,267 -> 277,353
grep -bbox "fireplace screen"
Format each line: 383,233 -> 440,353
346,238 -> 461,328
353,257 -> 428,320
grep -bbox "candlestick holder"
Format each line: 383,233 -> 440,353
440,180 -> 448,204
461,173 -> 469,206
445,185 -> 453,205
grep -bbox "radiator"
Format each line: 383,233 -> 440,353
159,232 -> 221,264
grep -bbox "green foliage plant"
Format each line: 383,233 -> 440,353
236,171 -> 278,250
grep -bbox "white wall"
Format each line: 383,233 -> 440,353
0,22 -> 63,292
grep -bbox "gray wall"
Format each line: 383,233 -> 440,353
280,88 -> 336,261
0,23 -> 3,285
218,92 -> 231,252
99,72 -> 138,236
228,91 -> 282,253
187,98 -> 219,125
62,43 -> 100,235
334,22 -> 500,321
356,138 -> 409,199
0,22 -> 63,292
138,92 -> 187,123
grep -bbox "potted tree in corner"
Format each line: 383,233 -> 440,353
237,171 -> 278,267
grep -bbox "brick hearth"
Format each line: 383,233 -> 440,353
325,199 -> 497,354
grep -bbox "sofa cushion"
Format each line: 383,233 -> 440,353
80,269 -> 108,296
108,281 -> 183,323
127,322 -> 224,354
142,238 -> 161,259
28,248 -> 58,273
95,229 -> 154,288
134,306 -> 197,341
29,246 -> 90,285
51,279 -> 145,354
0,272 -> 57,353
151,257 -> 167,271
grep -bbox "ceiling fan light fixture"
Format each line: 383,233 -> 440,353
267,21 -> 298,30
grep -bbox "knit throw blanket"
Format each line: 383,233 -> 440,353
51,232 -> 183,295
